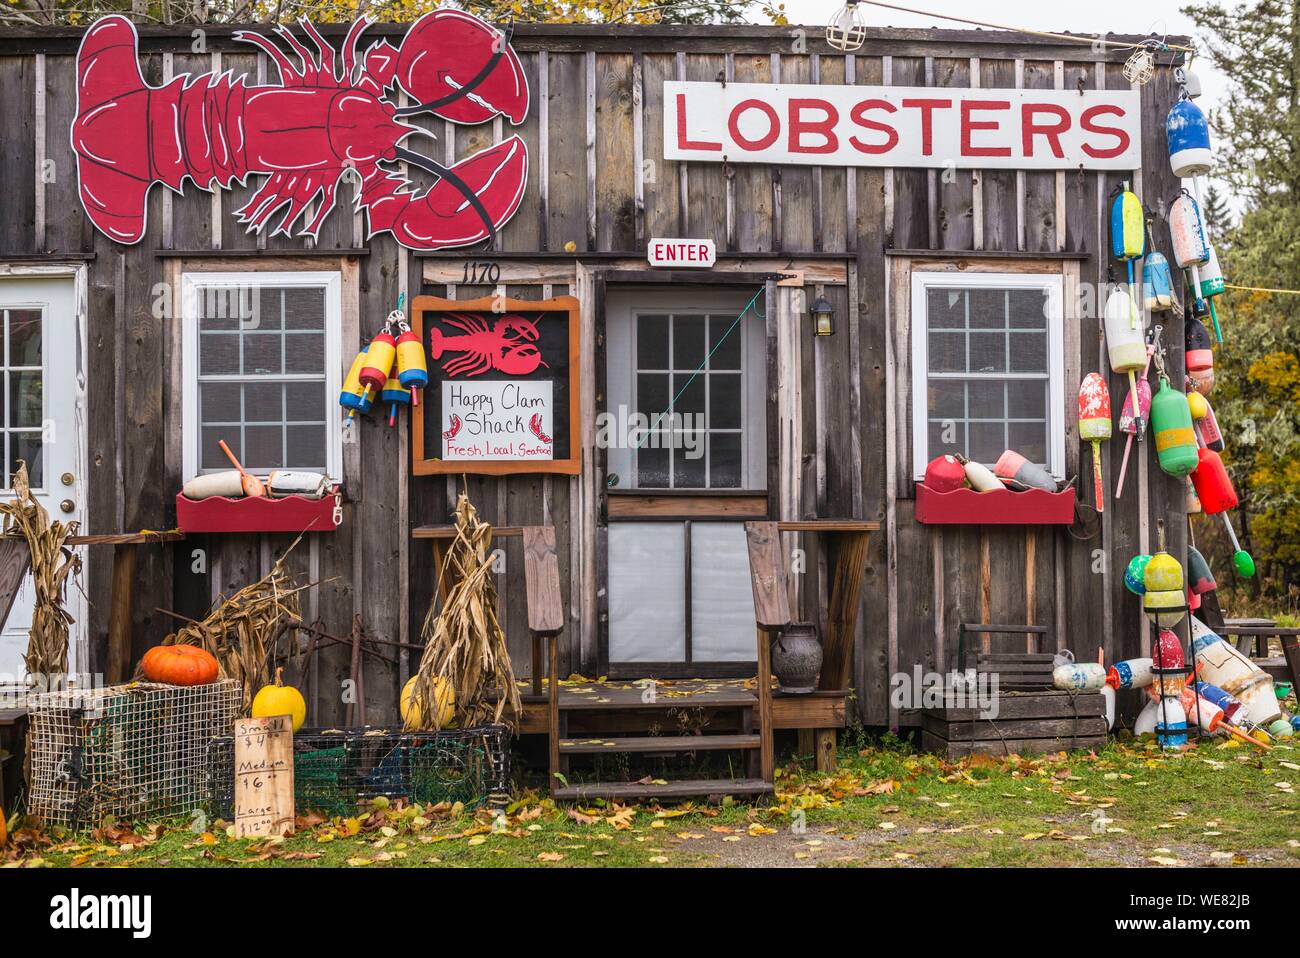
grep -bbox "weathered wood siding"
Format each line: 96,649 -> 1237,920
0,24 -> 1187,726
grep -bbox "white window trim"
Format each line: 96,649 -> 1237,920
181,270 -> 343,484
910,270 -> 1066,482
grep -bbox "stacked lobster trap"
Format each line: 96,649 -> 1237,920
207,725 -> 511,818
26,681 -> 241,829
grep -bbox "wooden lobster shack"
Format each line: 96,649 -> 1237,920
0,14 -> 1192,798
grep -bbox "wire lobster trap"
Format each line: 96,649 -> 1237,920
207,725 -> 511,819
26,680 -> 241,829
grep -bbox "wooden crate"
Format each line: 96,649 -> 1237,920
921,689 -> 1107,758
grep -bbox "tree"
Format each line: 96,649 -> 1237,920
0,0 -> 788,26
1185,1 -> 1300,608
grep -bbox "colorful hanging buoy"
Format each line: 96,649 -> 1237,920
381,366 -> 411,428
1150,376 -> 1199,477
1199,245 -> 1226,342
1190,447 -> 1255,577
1187,391 -> 1224,452
1124,554 -> 1152,595
1166,96 -> 1213,179
1143,250 -> 1177,313
1169,190 -> 1210,269
339,346 -> 374,417
1185,317 -> 1214,376
1077,372 -> 1112,513
395,323 -> 429,406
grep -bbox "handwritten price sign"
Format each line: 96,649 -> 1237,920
233,715 -> 295,838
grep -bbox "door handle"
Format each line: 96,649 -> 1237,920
60,499 -> 75,514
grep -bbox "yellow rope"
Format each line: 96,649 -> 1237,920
1224,284 -> 1300,296
857,1 -> 1197,54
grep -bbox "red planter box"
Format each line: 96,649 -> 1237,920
915,483 -> 1076,526
176,489 -> 342,533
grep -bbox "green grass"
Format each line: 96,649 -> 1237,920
4,733 -> 1297,868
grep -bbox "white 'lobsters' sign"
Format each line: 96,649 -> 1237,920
442,380 -> 555,461
665,82 -> 1142,170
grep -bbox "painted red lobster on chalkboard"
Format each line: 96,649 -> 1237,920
429,313 -> 547,377
71,10 -> 528,249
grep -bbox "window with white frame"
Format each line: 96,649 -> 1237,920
182,272 -> 342,482
911,271 -> 1065,481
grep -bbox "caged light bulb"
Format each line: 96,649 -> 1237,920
826,0 -> 867,53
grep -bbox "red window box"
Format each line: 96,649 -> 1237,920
915,483 -> 1076,525
176,489 -> 343,533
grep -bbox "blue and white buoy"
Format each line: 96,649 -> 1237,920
1167,97 -> 1213,178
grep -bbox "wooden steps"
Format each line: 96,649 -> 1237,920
559,734 -> 760,754
552,778 -> 774,801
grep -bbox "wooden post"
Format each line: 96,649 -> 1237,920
744,522 -> 791,786
756,626 -> 774,782
522,527 -> 564,789
815,728 -> 837,773
107,544 -> 137,684
1025,528 -> 1036,652
820,530 -> 871,691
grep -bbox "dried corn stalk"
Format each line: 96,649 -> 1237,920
411,492 -> 520,731
0,463 -> 80,680
152,537 -> 313,712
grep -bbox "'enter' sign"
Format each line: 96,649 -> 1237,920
647,238 -> 716,268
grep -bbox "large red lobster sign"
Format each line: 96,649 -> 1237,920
72,11 -> 529,250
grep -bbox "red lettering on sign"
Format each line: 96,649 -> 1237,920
960,100 -> 1011,157
675,93 -> 722,152
787,98 -> 839,154
728,99 -> 781,151
849,99 -> 899,155
1021,103 -> 1071,158
900,98 -> 952,156
1080,104 -> 1131,159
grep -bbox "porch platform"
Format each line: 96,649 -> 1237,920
513,678 -> 847,735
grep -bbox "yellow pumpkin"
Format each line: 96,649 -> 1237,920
251,667 -> 306,732
400,675 -> 455,730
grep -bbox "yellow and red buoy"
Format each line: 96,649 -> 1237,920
395,323 -> 429,406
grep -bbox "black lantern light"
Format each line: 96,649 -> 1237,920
810,295 -> 835,337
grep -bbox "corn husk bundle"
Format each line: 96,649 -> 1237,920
411,492 -> 520,732
151,539 -> 312,712
0,463 -> 80,681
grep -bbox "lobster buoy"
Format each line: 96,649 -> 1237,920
1143,251 -> 1177,313
1192,681 -> 1245,726
395,325 -> 428,406
923,454 -> 968,493
958,455 -> 1001,492
1185,317 -> 1214,375
381,368 -> 411,428
1105,287 -> 1147,372
1190,620 -> 1279,725
1124,554 -> 1152,595
1188,367 -> 1215,397
1169,191 -> 1211,268
1200,245 -> 1226,342
1150,376 -> 1199,477
1145,591 -> 1186,630
1187,545 -> 1216,595
1187,392 -> 1224,452
1154,696 -> 1189,749
1191,447 -> 1237,513
1107,657 -> 1154,690
1143,552 -> 1184,593
1110,188 -> 1146,260
1166,96 -> 1213,178
994,449 -> 1057,492
359,329 -> 398,395
339,347 -> 374,417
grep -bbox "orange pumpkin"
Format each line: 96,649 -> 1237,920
141,645 -> 220,686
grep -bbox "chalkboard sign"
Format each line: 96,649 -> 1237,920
411,295 -> 581,475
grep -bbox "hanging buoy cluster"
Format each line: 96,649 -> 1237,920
339,295 -> 429,429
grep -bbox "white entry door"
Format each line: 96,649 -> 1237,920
0,275 -> 85,686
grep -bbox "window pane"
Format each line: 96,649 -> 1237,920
968,332 -> 1006,373
243,332 -> 282,375
243,425 -> 282,471
928,420 -> 965,458
1010,331 -> 1047,373
8,310 -> 41,366
969,421 -> 1004,464
1008,379 -> 1047,413
257,287 -> 283,331
1009,421 -> 1048,466
674,434 -> 706,487
1009,289 -> 1049,329
968,288 -> 1006,329
709,433 -> 742,488
285,332 -> 324,374
286,382 -> 325,421
199,382 -> 240,424
928,331 -> 965,373
200,333 -> 239,375
708,315 -> 742,369
243,382 -> 282,423
673,374 -> 705,418
286,424 -> 326,469
636,373 -> 669,419
709,373 -> 742,429
672,316 -> 705,370
8,370 -> 41,428
968,380 -> 1004,419
928,379 -> 964,419
637,446 -> 669,488
927,288 -> 966,329
198,288 -> 245,331
637,314 -> 670,369
11,432 -> 42,486
608,523 -> 685,662
200,426 -> 232,470
284,287 -> 325,330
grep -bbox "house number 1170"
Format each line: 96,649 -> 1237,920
460,261 -> 501,285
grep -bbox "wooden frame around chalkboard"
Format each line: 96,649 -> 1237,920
410,294 -> 582,476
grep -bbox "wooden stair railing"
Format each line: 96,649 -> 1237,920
743,521 -> 790,786
522,526 -> 565,788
